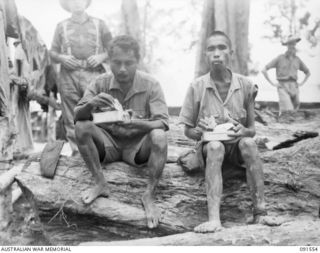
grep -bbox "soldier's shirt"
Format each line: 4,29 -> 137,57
265,52 -> 310,81
51,13 -> 112,60
76,70 -> 169,130
179,70 -> 257,128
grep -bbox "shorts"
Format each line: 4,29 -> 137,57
199,139 -> 247,181
277,80 -> 300,111
98,127 -> 149,167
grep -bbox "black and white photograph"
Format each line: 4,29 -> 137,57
0,0 -> 320,249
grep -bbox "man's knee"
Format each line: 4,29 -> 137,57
149,129 -> 167,151
239,137 -> 258,159
206,141 -> 225,159
75,120 -> 95,141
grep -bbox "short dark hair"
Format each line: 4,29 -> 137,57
207,31 -> 232,49
108,35 -> 140,61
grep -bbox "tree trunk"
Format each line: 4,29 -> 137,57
194,0 -> 215,77
195,0 -> 250,77
81,219 -> 320,245
120,0 -> 141,42
0,2 -> 10,119
15,135 -> 320,242
0,0 -> 20,229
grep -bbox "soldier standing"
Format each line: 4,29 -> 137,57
262,35 -> 310,115
50,0 -> 112,155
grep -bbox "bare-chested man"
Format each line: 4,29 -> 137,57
179,31 -> 267,233
74,35 -> 169,229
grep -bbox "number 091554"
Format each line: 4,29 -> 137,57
300,247 -> 318,252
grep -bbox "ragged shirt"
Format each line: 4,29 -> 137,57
265,52 -> 310,81
51,14 -> 112,60
179,71 -> 257,128
76,70 -> 169,130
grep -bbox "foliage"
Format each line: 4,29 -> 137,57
263,0 -> 319,47
138,0 -> 203,72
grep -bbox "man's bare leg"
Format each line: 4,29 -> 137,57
75,121 -> 112,204
194,141 -> 225,233
239,138 -> 267,222
136,129 -> 167,229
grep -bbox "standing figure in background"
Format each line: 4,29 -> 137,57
50,0 -> 112,156
262,35 -> 310,115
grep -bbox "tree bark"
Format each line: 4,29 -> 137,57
120,0 -> 141,40
195,0 -> 250,77
15,136 -> 320,241
120,0 -> 148,71
81,219 -> 320,246
194,0 -> 215,77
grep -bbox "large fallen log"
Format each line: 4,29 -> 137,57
81,219 -> 320,246
15,136 -> 320,244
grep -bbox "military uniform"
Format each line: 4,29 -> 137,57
51,14 -> 112,152
265,52 -> 310,111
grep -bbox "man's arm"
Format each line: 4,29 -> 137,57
262,57 -> 279,88
74,102 -> 94,122
50,24 -> 80,70
184,125 -> 203,141
74,92 -> 115,122
179,83 -> 202,141
298,71 -> 311,87
228,85 -> 257,138
87,20 -> 112,68
298,59 -> 311,87
87,52 -> 109,68
114,81 -> 169,138
262,67 -> 279,88
113,119 -> 166,139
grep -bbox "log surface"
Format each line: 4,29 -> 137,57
81,219 -> 320,246
14,111 -> 320,245
15,136 -> 320,243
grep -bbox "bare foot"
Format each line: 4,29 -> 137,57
141,194 -> 162,229
254,215 -> 284,226
194,220 -> 223,233
82,184 -> 110,204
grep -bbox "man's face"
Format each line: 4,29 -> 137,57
110,46 -> 138,85
287,42 -> 297,54
205,35 -> 233,72
68,0 -> 87,14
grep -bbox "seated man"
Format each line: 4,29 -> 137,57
74,35 -> 169,229
179,31 -> 267,233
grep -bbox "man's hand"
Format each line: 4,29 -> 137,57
60,55 -> 80,70
87,54 -> 106,68
48,97 -> 61,110
89,93 -> 115,109
228,123 -> 251,138
185,127 -> 203,141
120,118 -> 147,129
198,117 -> 217,131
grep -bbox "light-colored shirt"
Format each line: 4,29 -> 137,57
51,14 -> 112,60
179,72 -> 257,128
265,53 -> 310,81
76,70 -> 169,130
